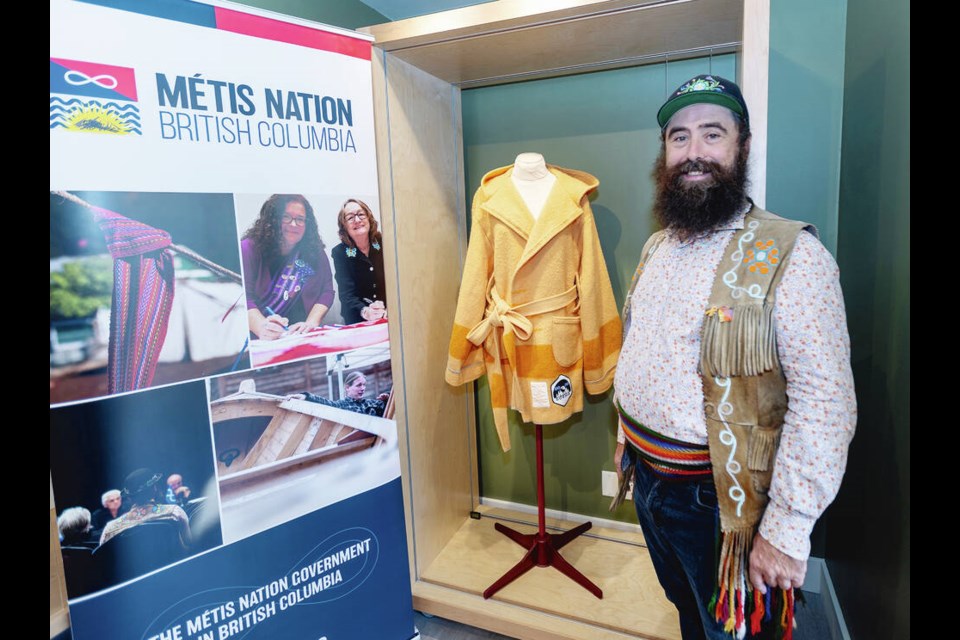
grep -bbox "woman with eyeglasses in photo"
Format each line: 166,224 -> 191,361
331,199 -> 387,325
241,194 -> 334,340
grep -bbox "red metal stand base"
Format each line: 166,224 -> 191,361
482,520 -> 602,599
482,425 -> 603,600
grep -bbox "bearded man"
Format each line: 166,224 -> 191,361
612,75 -> 856,640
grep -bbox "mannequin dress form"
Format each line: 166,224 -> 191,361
483,153 -> 603,600
511,152 -> 555,220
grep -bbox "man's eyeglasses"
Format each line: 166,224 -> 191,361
345,212 -> 367,223
282,215 -> 307,226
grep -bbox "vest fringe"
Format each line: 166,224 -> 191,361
747,428 -> 780,471
712,528 -> 801,638
701,305 -> 778,378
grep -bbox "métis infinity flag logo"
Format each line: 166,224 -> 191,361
50,58 -> 141,135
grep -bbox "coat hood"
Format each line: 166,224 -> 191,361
479,163 -> 599,203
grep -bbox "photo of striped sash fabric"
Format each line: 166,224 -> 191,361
92,206 -> 175,393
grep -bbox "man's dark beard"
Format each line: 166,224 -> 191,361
651,146 -> 750,240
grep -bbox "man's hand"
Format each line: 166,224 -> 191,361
749,533 -> 806,594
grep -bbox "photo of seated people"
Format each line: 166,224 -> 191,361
89,489 -> 126,540
50,380 -> 222,599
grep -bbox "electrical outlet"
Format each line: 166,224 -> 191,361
601,470 -> 633,500
601,470 -> 619,497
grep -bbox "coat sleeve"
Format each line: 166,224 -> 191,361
445,195 -> 493,386
332,245 -> 364,324
578,200 -> 621,395
303,391 -> 334,406
300,250 -> 336,311
758,231 -> 856,561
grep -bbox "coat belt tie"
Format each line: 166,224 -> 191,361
465,279 -> 579,450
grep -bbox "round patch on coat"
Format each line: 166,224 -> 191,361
551,375 -> 572,407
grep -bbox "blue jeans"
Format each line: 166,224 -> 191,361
630,456 -> 731,640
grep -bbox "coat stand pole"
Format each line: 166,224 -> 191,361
482,424 -> 602,599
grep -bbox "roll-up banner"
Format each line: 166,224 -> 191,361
50,2 -> 415,638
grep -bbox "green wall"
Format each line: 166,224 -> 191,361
828,0 -> 910,638
767,0 -> 848,254
230,0 -> 387,30
462,55 -> 737,522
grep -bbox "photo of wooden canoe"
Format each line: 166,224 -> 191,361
210,379 -> 395,501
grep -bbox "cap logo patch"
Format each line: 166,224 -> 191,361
677,76 -> 723,95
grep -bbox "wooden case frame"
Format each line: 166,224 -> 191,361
362,1 -> 769,638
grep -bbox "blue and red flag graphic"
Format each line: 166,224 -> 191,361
50,57 -> 141,135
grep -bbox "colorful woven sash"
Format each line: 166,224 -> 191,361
92,206 -> 175,394
616,401 -> 711,479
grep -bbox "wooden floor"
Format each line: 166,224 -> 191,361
417,507 -> 681,640
412,506 -> 834,640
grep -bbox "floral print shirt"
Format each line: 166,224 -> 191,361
614,210 -> 856,560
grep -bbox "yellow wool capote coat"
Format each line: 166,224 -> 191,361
445,164 -> 621,451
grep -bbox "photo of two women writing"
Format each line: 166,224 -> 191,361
238,194 -> 388,341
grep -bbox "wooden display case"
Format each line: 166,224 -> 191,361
361,1 -> 769,639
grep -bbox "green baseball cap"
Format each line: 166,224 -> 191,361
657,74 -> 749,129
